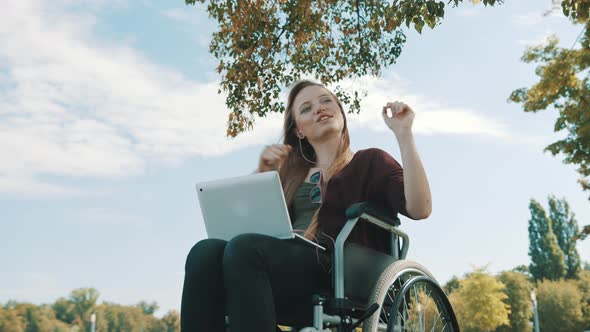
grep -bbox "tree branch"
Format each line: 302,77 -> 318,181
356,0 -> 364,61
259,12 -> 297,69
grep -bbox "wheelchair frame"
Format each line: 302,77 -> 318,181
295,202 -> 456,332
222,202 -> 457,332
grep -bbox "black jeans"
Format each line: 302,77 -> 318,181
180,233 -> 333,332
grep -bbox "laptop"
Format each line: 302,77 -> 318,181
196,171 -> 326,251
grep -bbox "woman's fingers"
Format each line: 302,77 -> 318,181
264,150 -> 281,162
280,144 -> 293,154
382,105 -> 397,118
266,151 -> 284,166
383,101 -> 406,117
270,145 -> 289,157
262,144 -> 292,166
258,144 -> 292,172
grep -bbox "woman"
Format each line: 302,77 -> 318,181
181,79 -> 431,332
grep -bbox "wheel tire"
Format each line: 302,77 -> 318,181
361,260 -> 438,332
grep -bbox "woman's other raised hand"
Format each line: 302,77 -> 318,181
256,144 -> 293,173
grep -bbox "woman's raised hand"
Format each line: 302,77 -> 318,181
382,101 -> 415,136
257,144 -> 293,173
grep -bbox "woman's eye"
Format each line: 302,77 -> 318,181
301,99 -> 329,114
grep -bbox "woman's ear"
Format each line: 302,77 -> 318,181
293,128 -> 304,139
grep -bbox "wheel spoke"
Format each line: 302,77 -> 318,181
394,280 -> 454,332
423,283 -> 434,332
368,266 -> 458,332
430,299 -> 441,332
401,293 -> 411,331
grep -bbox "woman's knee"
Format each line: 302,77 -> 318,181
222,233 -> 270,268
185,238 -> 227,273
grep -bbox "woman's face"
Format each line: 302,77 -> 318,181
292,85 -> 344,142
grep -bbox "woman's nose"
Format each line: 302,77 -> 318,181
315,103 -> 327,113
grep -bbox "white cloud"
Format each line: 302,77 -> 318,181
0,1 -> 511,196
516,30 -> 556,47
0,0 -> 282,196
337,75 -> 509,138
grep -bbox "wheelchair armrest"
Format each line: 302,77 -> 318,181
345,202 -> 400,227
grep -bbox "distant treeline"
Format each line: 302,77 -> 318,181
2,266 -> 589,332
0,288 -> 179,332
441,265 -> 590,332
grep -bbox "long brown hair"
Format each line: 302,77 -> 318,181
279,80 -> 353,240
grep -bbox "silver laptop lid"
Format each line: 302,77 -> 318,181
196,171 -> 294,241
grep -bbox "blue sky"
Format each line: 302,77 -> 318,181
1,0 -> 589,317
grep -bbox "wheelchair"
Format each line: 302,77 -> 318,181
229,202 -> 460,332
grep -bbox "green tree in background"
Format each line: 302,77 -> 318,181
573,224 -> 590,240
511,265 -> 531,279
68,288 -> 99,332
0,306 -> 24,332
528,199 -> 566,281
52,297 -> 75,325
4,303 -> 70,332
0,288 -> 180,332
548,195 -> 581,278
449,268 -> 510,332
137,301 -> 160,316
536,279 -> 585,332
160,310 -> 181,332
95,302 -> 160,332
509,0 -> 590,239
494,271 -> 533,332
20,304 -> 41,332
29,305 -> 70,332
577,270 -> 590,329
443,275 -> 461,295
187,0 -> 501,136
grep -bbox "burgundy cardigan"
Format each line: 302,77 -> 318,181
314,148 -> 409,253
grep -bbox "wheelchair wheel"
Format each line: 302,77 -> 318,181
361,260 -> 459,332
